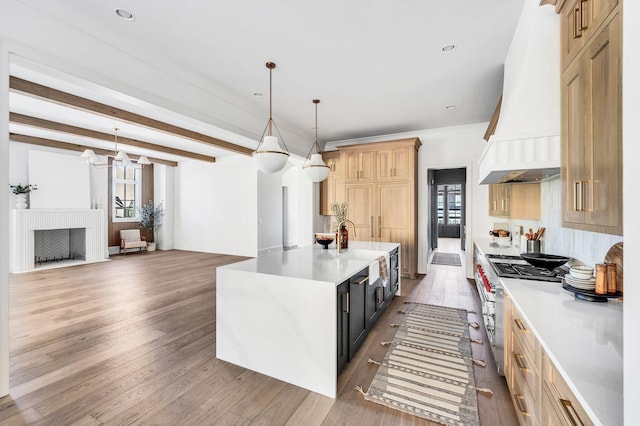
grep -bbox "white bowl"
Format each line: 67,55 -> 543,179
570,265 -> 594,280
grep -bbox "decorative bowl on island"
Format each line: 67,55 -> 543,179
315,233 -> 335,249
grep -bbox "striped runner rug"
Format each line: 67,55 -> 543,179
356,303 -> 485,425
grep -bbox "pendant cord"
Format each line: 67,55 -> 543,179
268,66 -> 273,136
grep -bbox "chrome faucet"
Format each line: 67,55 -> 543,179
336,220 -> 356,253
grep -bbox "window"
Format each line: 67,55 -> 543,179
437,184 -> 462,225
112,163 -> 142,221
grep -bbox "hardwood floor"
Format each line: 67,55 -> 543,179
0,242 -> 517,425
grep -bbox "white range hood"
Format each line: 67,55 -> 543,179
479,2 -> 560,184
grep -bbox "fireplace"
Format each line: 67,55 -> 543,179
34,228 -> 87,266
10,210 -> 107,273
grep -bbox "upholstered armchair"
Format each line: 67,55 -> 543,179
119,229 -> 147,255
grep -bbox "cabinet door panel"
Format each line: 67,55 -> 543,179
562,58 -> 588,225
585,13 -> 621,231
378,183 -> 411,275
349,271 -> 368,360
337,281 -> 349,375
345,184 -> 374,241
377,148 -> 410,180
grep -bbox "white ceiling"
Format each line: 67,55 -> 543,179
5,0 -> 526,162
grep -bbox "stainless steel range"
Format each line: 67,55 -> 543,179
474,251 -> 567,375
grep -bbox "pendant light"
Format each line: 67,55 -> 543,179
252,62 -> 290,173
303,99 -> 330,182
80,128 -> 151,167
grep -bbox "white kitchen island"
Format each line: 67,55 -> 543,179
216,241 -> 399,398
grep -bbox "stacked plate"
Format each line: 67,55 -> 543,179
564,274 -> 596,290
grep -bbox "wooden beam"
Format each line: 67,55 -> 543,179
9,76 -> 254,156
10,113 -> 216,163
9,133 -> 179,167
483,95 -> 502,142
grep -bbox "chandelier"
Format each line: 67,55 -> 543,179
80,128 -> 151,167
252,62 -> 290,174
303,99 -> 330,182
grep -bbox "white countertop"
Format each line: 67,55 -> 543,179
474,238 -> 623,426
220,241 -> 399,284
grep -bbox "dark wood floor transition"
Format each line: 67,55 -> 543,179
0,241 -> 516,425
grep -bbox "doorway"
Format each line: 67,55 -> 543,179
428,168 -> 466,252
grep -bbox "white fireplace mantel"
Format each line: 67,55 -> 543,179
10,209 -> 107,273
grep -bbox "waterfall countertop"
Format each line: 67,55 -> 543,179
220,241 -> 399,284
474,238 -> 623,426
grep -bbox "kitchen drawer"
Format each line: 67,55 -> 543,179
511,327 -> 541,407
542,354 -> 594,426
509,361 -> 539,426
511,305 -> 537,358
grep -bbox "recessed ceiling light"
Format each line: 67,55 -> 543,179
115,8 -> 135,21
253,92 -> 263,97
441,44 -> 456,53
445,105 -> 457,110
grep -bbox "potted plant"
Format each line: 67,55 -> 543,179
138,200 -> 164,251
9,183 -> 37,209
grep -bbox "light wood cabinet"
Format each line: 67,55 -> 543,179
560,7 -> 622,235
344,151 -> 375,182
377,147 -> 411,180
326,138 -> 420,278
320,151 -> 344,216
558,0 -> 619,70
504,294 -> 594,425
489,184 -> 540,220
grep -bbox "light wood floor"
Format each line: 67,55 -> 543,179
0,241 -> 517,425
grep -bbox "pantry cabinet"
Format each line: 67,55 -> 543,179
321,138 -> 420,278
559,2 -> 622,235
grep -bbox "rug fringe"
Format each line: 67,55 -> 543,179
354,385 -> 367,397
381,341 -> 392,346
469,321 -> 480,329
397,310 -> 406,314
471,338 -> 484,344
367,358 -> 381,366
472,359 -> 487,368
476,387 -> 494,396
390,323 -> 400,328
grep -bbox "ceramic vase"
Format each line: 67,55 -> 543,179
15,193 -> 27,209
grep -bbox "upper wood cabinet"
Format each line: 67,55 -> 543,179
319,151 -> 344,216
344,151 -> 375,182
376,147 -> 412,180
558,0 -> 619,70
489,184 -> 541,220
322,138 -> 421,278
560,6 -> 622,235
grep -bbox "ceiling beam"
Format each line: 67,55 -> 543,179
10,113 -> 216,163
9,133 -> 179,167
9,76 -> 254,156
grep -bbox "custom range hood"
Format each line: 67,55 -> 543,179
479,2 -> 560,184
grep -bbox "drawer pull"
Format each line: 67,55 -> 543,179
580,0 -> 588,31
371,216 -> 374,238
573,7 -> 582,39
560,398 -> 584,426
514,318 -> 527,331
514,353 -> 527,370
345,292 -> 350,314
356,277 -> 369,286
514,393 -> 528,415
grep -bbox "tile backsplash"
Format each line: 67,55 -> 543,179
501,177 -> 622,267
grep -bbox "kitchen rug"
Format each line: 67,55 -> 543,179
355,303 -> 485,426
430,252 -> 462,267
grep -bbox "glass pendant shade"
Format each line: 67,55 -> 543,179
253,135 -> 289,173
81,149 -> 98,164
304,153 -> 330,182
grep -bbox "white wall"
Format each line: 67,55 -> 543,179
282,168 -> 299,247
0,39 -> 10,397
326,122 -> 490,278
154,164 -> 174,250
174,155 -> 258,257
623,1 -> 639,423
257,169 -> 284,255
